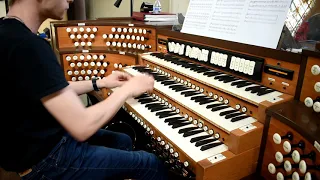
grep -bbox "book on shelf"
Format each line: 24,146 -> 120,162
132,11 -> 177,22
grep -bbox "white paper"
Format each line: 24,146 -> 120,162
181,0 -> 292,49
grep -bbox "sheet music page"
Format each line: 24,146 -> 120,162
181,0 -> 292,49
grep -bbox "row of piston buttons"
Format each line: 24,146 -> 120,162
69,61 -> 109,68
125,109 -> 190,168
150,92 -> 221,140
111,27 -> 151,34
67,69 -> 106,76
71,76 -> 103,81
69,33 -> 96,40
103,34 -> 148,41
66,27 -> 98,33
151,65 -> 247,113
106,42 -> 151,50
74,41 -> 95,47
304,97 -> 320,113
65,54 -> 106,61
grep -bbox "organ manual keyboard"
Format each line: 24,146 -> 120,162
107,29 -> 305,179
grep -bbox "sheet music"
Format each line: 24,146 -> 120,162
181,0 -> 292,49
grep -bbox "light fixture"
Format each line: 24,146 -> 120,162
114,0 -> 134,17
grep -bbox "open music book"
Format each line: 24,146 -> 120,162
181,0 -> 292,49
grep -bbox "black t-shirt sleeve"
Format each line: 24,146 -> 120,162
12,38 -> 69,100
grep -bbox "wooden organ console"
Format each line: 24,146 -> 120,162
257,50 -> 320,180
105,29 -> 305,180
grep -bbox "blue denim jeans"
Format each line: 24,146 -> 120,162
21,129 -> 168,180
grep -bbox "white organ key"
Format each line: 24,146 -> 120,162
141,54 -> 284,104
124,67 -> 257,133
122,97 -> 228,162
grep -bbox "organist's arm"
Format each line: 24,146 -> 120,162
42,74 -> 154,142
67,71 -> 132,95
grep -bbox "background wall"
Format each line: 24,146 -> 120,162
86,0 -> 170,19
0,1 -> 6,17
169,0 -> 190,15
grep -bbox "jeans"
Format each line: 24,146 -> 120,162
21,129 -> 168,180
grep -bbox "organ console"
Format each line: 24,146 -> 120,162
50,18 -> 319,180
103,29 -> 306,179
257,50 -> 320,180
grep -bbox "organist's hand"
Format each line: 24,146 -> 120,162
100,71 -> 132,89
122,73 -> 154,97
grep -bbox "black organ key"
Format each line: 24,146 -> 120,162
231,80 -> 247,86
162,81 -> 177,85
190,135 -> 212,143
172,122 -> 191,129
134,93 -> 149,99
145,103 -> 162,108
195,138 -> 217,147
236,82 -> 254,88
219,110 -> 239,116
139,98 -> 157,104
257,89 -> 275,96
159,112 -> 179,118
184,91 -> 201,97
194,97 -> 212,103
200,142 -> 224,151
211,105 -> 229,112
164,117 -> 185,123
231,115 -> 249,122
225,112 -> 244,119
168,119 -> 189,126
156,110 -> 175,116
178,127 -> 199,134
206,103 -> 224,109
191,95 -> 208,100
199,99 -> 216,105
183,130 -> 204,137
245,85 -> 261,92
203,71 -> 223,77
150,106 -> 168,112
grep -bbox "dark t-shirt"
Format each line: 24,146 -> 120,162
0,18 -> 68,172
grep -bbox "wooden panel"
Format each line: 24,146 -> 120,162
56,25 -> 156,52
300,57 -> 320,102
60,53 -> 136,82
260,118 -> 320,180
